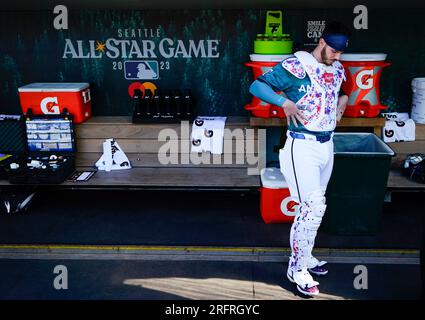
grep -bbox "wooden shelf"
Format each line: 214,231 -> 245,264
387,169 -> 425,190
250,117 -> 386,136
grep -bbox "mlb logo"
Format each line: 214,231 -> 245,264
124,61 -> 159,80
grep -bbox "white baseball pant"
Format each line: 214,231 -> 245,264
279,132 -> 334,271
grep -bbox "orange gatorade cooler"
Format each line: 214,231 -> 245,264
340,53 -> 391,117
18,83 -> 92,124
244,54 -> 292,118
260,167 -> 297,223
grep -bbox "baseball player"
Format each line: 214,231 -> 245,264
249,21 -> 351,296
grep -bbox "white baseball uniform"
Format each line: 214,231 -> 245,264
250,51 -> 346,272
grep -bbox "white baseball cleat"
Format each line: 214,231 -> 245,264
287,268 -> 320,296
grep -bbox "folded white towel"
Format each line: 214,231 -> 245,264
383,119 -> 416,142
96,138 -> 132,171
190,117 -> 227,154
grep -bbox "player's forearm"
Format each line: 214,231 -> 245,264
336,95 -> 348,121
249,80 -> 287,107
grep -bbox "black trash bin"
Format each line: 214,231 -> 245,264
322,133 -> 395,235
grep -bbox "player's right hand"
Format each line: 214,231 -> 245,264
282,100 -> 304,128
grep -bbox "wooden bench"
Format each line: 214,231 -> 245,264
65,116 -> 262,190
386,123 -> 425,191
1,116 -> 423,191
0,116 -> 264,190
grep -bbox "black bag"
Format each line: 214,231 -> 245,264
402,153 -> 425,184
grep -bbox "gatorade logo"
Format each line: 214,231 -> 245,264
356,69 -> 374,90
40,97 -> 60,114
194,119 -> 204,127
280,197 -> 298,217
204,129 -> 213,138
385,129 -> 394,138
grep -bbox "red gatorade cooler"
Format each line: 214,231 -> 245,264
260,167 -> 297,223
18,83 -> 92,124
245,54 -> 292,118
340,53 -> 391,117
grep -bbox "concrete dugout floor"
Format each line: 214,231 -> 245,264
0,189 -> 423,300
0,189 -> 422,249
0,259 -> 421,300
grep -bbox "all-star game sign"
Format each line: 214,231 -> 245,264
62,27 -> 220,81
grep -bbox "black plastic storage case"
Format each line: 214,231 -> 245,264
0,110 -> 77,184
0,114 -> 26,180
